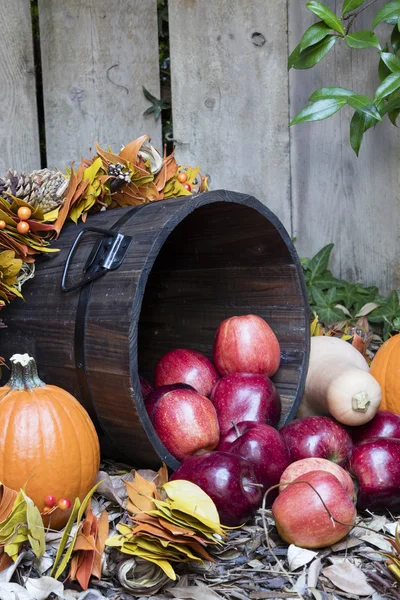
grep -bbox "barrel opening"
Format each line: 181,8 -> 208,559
137,200 -> 309,425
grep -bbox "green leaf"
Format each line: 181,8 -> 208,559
50,498 -> 80,578
306,1 -> 345,34
290,98 -> 347,125
380,90 -> 400,114
142,86 -> 170,122
375,72 -> 400,101
345,30 -> 381,49
309,86 -> 354,100
291,35 -> 337,69
380,51 -> 400,72
350,110 -> 367,155
288,43 -> 302,69
308,244 -> 334,277
342,0 -> 365,14
391,24 -> 400,52
346,94 -> 382,120
372,1 -> 400,29
299,22 -> 331,52
21,491 -> 45,559
309,273 -> 344,289
368,290 -> 400,323
379,45 -> 393,81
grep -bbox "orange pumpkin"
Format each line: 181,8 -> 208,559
0,353 -> 100,529
370,334 -> 400,414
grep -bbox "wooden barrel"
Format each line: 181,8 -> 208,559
0,190 -> 310,470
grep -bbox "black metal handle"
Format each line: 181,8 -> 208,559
61,226 -> 132,293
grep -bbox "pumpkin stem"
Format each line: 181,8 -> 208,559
9,354 -> 46,391
352,391 -> 370,412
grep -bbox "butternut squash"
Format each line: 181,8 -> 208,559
298,336 -> 382,426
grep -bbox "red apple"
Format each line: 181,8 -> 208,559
170,451 -> 263,526
144,383 -> 195,419
279,416 -> 352,466
154,349 -> 219,397
216,422 -> 291,503
279,457 -> 355,500
211,373 -> 281,435
139,375 -> 153,399
213,314 -> 281,377
348,410 -> 400,444
151,388 -> 219,461
272,470 -> 356,549
348,438 -> 400,512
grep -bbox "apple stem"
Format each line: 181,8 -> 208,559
352,391 -> 370,412
231,420 -> 240,438
246,482 -> 264,489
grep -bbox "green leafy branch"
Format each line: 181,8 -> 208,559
302,243 -> 400,339
290,1 -> 400,154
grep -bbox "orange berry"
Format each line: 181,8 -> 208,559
17,221 -> 30,234
0,220 -> 6,230
17,206 -> 32,221
57,498 -> 71,511
177,172 -> 188,183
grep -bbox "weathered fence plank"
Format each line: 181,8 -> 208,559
168,0 -> 291,227
0,0 -> 40,173
289,0 -> 400,294
38,0 -> 162,169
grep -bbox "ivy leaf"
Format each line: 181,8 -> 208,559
346,94 -> 382,120
342,0 -> 365,14
311,287 -> 347,325
368,290 -> 400,324
373,1 -> 400,28
380,51 -> 400,72
345,31 -> 381,50
299,22 -> 332,52
291,35 -> 337,69
392,24 -> 400,52
290,98 -> 347,125
306,1 -> 345,35
307,243 -> 334,276
309,273 -> 343,289
142,87 -> 170,121
309,86 -> 354,100
375,73 -> 400,101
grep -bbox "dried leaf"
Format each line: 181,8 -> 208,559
167,581 -> 224,599
308,557 -> 323,589
287,544 -> 318,571
162,481 -> 220,526
25,576 -> 64,600
322,560 -> 375,595
0,582 -> 31,600
117,557 -> 171,595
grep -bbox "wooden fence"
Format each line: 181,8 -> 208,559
1,0 -> 399,293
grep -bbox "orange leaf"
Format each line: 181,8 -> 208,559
154,150 -> 178,192
119,135 -> 150,164
54,166 -> 79,237
0,484 -> 18,523
125,473 -> 157,514
92,510 -> 108,580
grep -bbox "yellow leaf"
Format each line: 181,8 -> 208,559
83,157 -> 103,184
310,316 -> 324,336
43,208 -> 60,222
163,481 -> 220,526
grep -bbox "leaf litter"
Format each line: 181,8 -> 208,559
0,459 -> 398,600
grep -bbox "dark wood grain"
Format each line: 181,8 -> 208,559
0,190 -> 310,469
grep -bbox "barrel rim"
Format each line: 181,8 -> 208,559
129,189 -> 310,470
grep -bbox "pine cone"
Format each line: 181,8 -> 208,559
0,168 -> 69,212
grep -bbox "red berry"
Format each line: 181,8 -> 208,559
58,497 -> 71,511
44,494 -> 56,507
184,183 -> 192,191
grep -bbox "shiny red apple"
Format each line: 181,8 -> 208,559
154,349 -> 219,397
210,372 -> 281,435
348,438 -> 400,512
151,388 -> 219,461
348,410 -> 400,444
139,375 -> 153,399
279,416 -> 352,466
213,314 -> 281,377
170,451 -> 263,526
217,422 -> 291,503
144,383 -> 195,419
272,470 -> 356,549
279,457 -> 355,500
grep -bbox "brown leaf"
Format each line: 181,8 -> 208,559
125,472 -> 158,514
54,166 -> 79,237
322,561 -> 375,596
154,150 -> 178,192
92,510 -> 108,580
0,485 -> 18,523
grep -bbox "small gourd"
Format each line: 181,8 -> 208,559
0,354 -> 100,529
298,336 -> 382,426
